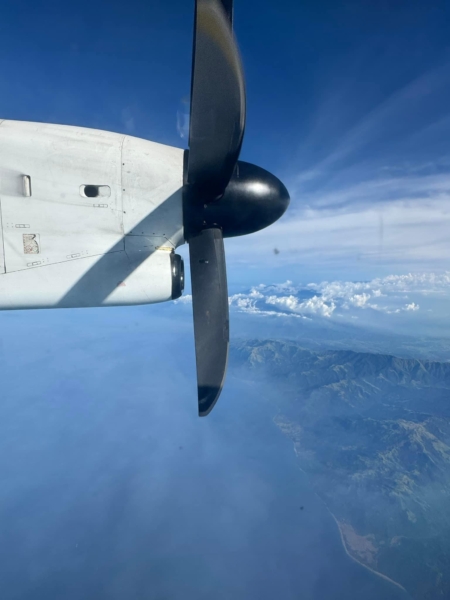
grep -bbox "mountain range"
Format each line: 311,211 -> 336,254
229,339 -> 450,600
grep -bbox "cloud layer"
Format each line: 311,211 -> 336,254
227,273 -> 448,321
229,271 -> 450,336
178,272 -> 450,326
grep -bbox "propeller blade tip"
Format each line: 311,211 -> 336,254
198,385 -> 223,417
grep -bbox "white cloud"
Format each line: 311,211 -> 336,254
264,294 -> 335,317
176,273 -> 450,323
174,294 -> 192,304
225,272 -> 445,321
226,192 -> 450,273
349,293 -> 370,308
172,271 -> 450,340
405,302 -> 420,311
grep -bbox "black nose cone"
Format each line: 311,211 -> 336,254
199,161 -> 290,239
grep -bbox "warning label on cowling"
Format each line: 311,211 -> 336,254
23,234 -> 40,255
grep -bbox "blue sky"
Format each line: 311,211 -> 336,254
2,0 -> 450,333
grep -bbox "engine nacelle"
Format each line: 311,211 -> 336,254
0,120 -> 186,310
0,249 -> 185,310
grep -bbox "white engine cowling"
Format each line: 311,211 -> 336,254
0,120 -> 185,309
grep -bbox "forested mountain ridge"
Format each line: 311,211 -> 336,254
230,339 -> 450,600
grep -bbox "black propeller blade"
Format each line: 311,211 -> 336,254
186,0 -> 245,201
183,0 -> 290,416
189,228 -> 229,416
184,0 -> 244,417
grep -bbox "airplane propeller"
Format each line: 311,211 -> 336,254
183,0 -> 290,416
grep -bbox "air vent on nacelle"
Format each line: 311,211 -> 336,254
80,184 -> 111,198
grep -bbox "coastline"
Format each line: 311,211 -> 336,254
302,465 -> 410,595
274,416 -> 410,596
328,510 -> 409,594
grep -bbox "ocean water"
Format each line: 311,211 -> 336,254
0,307 -> 410,599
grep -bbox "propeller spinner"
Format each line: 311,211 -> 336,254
184,0 -> 290,416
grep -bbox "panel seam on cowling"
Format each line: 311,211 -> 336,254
119,135 -> 127,237
0,119 -> 6,273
